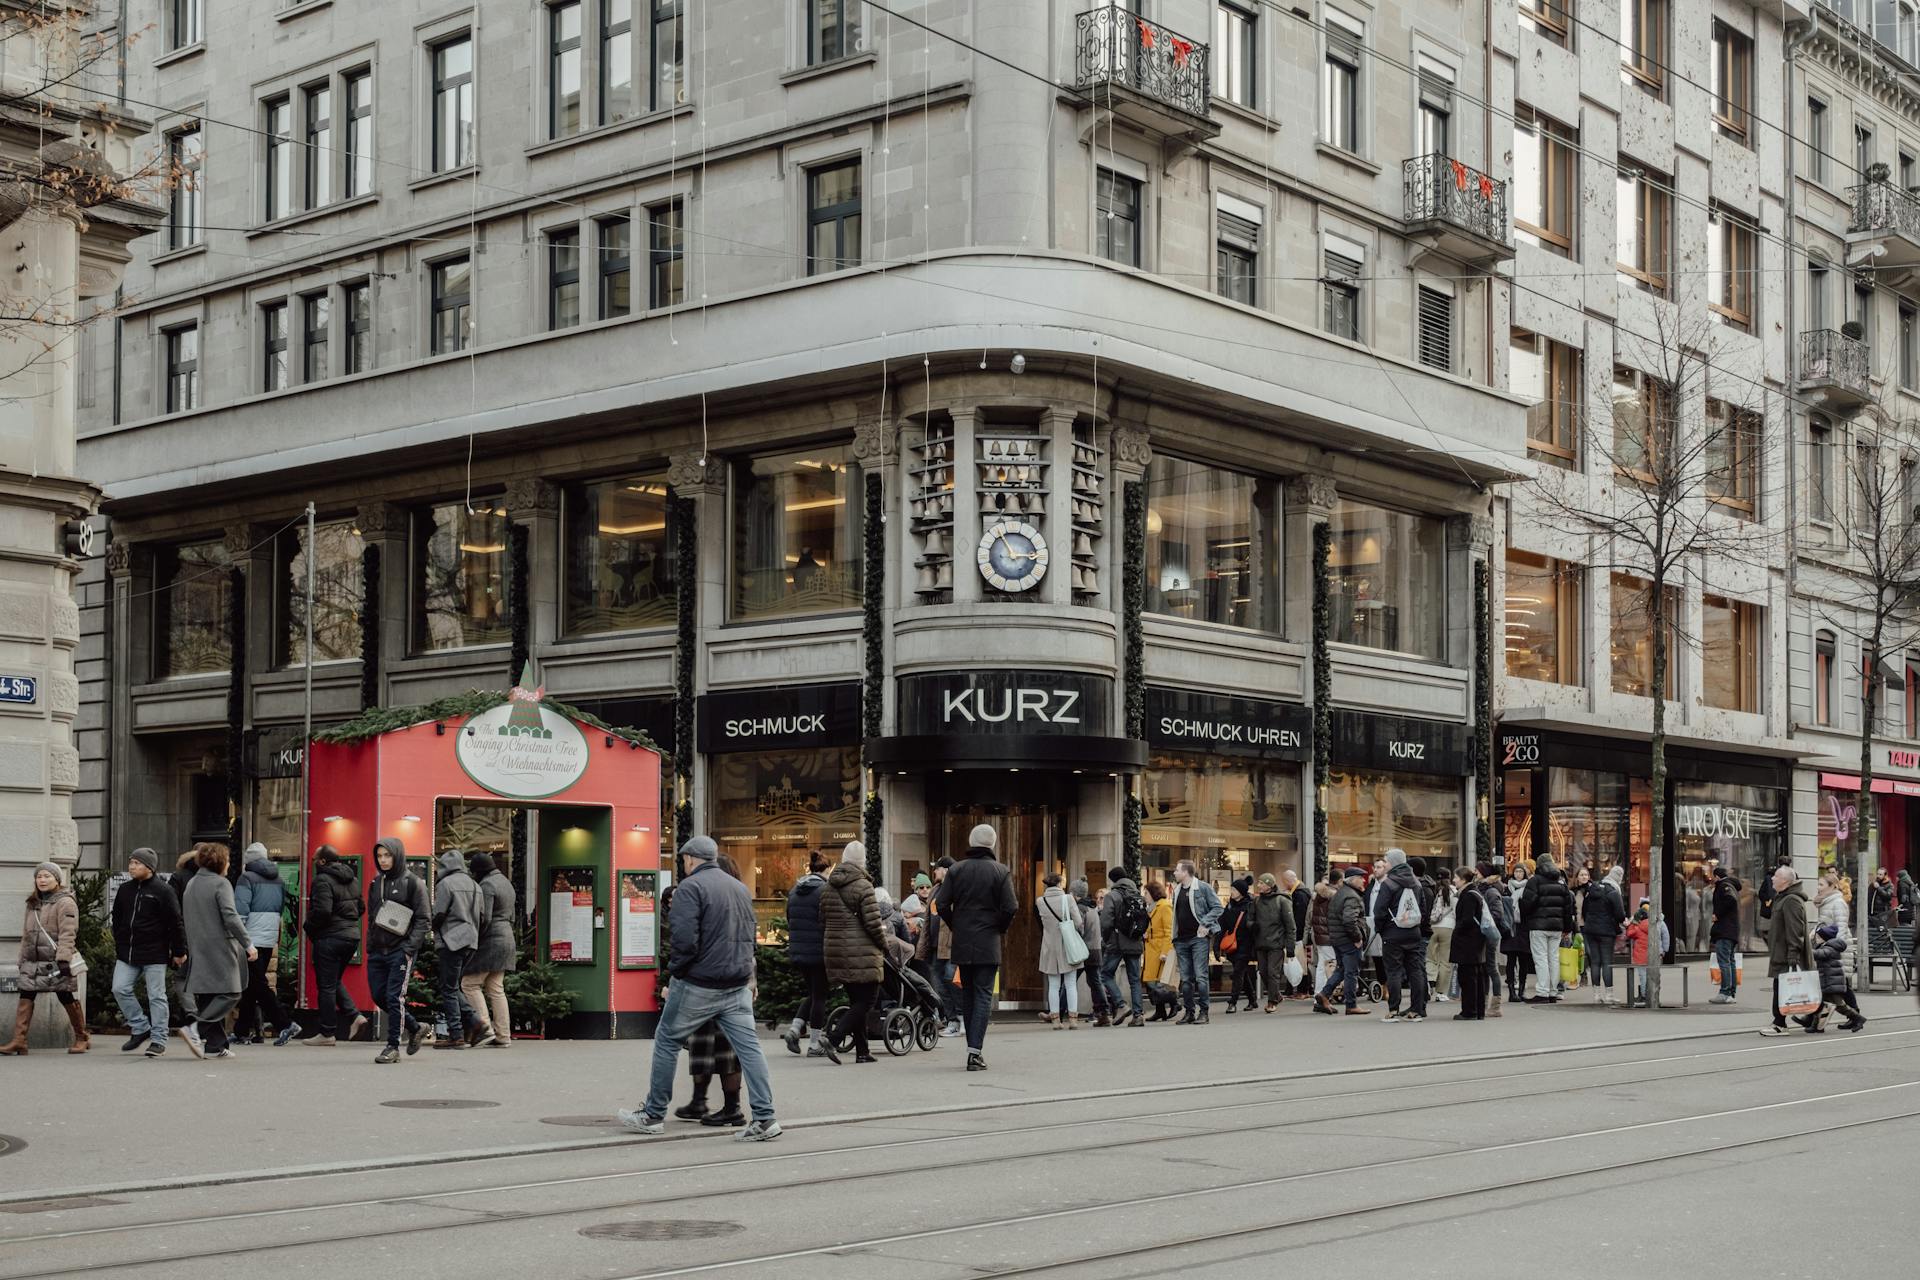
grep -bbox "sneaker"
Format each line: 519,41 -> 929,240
736,1119 -> 782,1143
1709,993 -> 1731,1004
431,1038 -> 467,1051
1433,994 -> 1450,1003
966,1051 -> 986,1071
143,1040 -> 166,1058
1403,1013 -> 1426,1023
274,1021 -> 302,1047
939,1020 -> 963,1038
1128,1014 -> 1144,1027
208,1047 -> 235,1059
1759,1025 -> 1789,1037
782,1027 -> 802,1055
406,1024 -> 425,1056
804,1043 -> 828,1058
617,1109 -> 664,1135
181,1026 -> 205,1059
375,1046 -> 400,1064
1382,1010 -> 1404,1022
120,1031 -> 150,1053
1194,1011 -> 1210,1025
348,1014 -> 369,1042
303,1035 -> 337,1047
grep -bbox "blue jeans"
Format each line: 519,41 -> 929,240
1714,939 -> 1738,997
1102,950 -> 1143,1016
111,960 -> 168,1046
1174,935 -> 1210,1013
934,959 -> 958,1021
365,948 -> 418,1048
641,983 -> 774,1122
1319,942 -> 1363,1009
959,963 -> 998,1053
437,946 -> 472,1037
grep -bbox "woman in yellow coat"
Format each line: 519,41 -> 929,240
1139,880 -> 1174,1015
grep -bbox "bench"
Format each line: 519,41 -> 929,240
1866,924 -> 1915,992
1616,964 -> 1689,1008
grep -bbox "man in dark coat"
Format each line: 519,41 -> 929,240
933,823 -> 1017,1071
1314,866 -> 1371,1015
1371,848 -> 1432,1022
1099,865 -> 1148,1026
1249,873 -> 1296,1013
303,845 -> 366,1046
1519,852 -> 1576,1003
1709,866 -> 1743,1004
781,850 -> 830,1057
1762,866 -> 1816,1036
110,847 -> 186,1056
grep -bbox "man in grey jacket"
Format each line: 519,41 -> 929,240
620,836 -> 779,1142
1098,866 -> 1147,1027
1314,866 -> 1372,1016
431,848 -> 489,1050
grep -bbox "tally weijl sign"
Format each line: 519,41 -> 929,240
456,703 -> 591,799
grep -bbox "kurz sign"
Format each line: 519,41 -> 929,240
456,698 -> 591,800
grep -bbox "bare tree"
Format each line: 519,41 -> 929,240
1525,308 -> 1780,1009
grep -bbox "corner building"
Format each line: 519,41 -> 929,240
77,1 -> 1524,1005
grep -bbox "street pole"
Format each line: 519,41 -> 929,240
300,502 -> 315,861
1859,822 -> 1877,990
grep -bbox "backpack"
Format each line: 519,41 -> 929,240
1114,886 -> 1151,940
1392,886 -> 1422,929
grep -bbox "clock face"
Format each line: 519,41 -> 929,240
978,521 -> 1049,592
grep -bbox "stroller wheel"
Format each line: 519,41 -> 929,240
914,1011 -> 939,1052
823,1006 -> 855,1054
883,1008 -> 916,1057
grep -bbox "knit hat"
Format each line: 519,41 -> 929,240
841,840 -> 866,865
968,823 -> 997,852
32,860 -> 65,888
873,886 -> 893,909
1107,865 -> 1130,884
243,841 -> 269,862
1816,923 -> 1839,941
1384,848 -> 1408,869
1257,872 -> 1279,888
128,847 -> 159,873
912,872 -> 931,889
1605,866 -> 1625,888
677,835 -> 718,863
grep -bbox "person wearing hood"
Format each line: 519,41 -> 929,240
1448,866 -> 1490,1021
1518,852 -> 1575,1003
109,847 -> 185,1057
1249,873 -> 1296,1014
1475,865 -> 1513,1017
1070,877 -> 1110,1026
1371,848 -> 1432,1023
1762,865 -> 1817,1036
1035,873 -> 1085,1029
1808,924 -> 1866,1033
1897,868 -> 1919,926
1,861 -> 87,1054
182,843 -> 254,1058
1217,876 -> 1258,1014
1708,865 -> 1743,1004
933,823 -> 1017,1071
232,844 -> 293,1044
431,847 -> 490,1049
1581,865 -> 1627,1005
365,838 -> 429,1063
781,850 -> 831,1057
1097,865 -> 1148,1027
459,852 -> 517,1047
1623,901 -> 1669,1005
302,845 -> 368,1046
821,841 -> 886,1063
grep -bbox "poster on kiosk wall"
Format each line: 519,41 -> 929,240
618,870 -> 660,968
548,865 -> 597,963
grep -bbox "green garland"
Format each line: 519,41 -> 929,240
225,566 -> 246,865
861,472 -> 885,879
671,492 -> 697,849
1473,556 -> 1493,863
312,688 -> 660,751
1122,480 -> 1146,876
1311,522 -> 1331,883
358,544 -> 380,711
507,523 -> 532,898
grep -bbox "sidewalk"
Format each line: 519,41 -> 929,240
4,968 -> 1909,1201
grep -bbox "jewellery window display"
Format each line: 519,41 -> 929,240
1069,420 -> 1104,599
976,425 -> 1051,597
910,415 -> 955,601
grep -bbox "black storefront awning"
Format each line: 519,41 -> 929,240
865,733 -> 1147,773
872,669 -> 1144,773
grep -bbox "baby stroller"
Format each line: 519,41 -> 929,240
824,956 -> 944,1056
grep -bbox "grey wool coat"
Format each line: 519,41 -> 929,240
183,872 -> 251,997
473,871 -> 518,972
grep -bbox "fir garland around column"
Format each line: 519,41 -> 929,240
861,472 -> 885,880
1122,479 -> 1146,876
671,493 -> 697,848
1311,522 -> 1332,884
507,523 -> 531,900
358,544 -> 380,711
1474,556 -> 1493,863
224,566 -> 246,872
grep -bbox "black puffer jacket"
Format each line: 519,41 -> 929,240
820,860 -> 886,985
785,873 -> 827,966
112,871 -> 185,966
1371,863 -> 1431,944
1710,877 -> 1742,943
1519,861 -> 1576,934
306,858 -> 363,944
1581,878 -> 1626,940
1814,934 -> 1850,995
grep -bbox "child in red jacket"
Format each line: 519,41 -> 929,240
1623,903 -> 1670,1006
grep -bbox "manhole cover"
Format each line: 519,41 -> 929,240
0,1196 -> 123,1214
580,1220 -> 744,1242
541,1115 -> 622,1127
379,1099 -> 500,1110
0,1134 -> 22,1158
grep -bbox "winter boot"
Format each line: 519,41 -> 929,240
64,1000 -> 89,1054
0,997 -> 31,1055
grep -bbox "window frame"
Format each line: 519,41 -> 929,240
547,226 -> 582,329
649,0 -> 684,113
549,0 -> 584,140
343,280 -> 372,375
1700,595 -> 1762,714
1518,0 -> 1570,46
1511,328 -> 1582,467
1322,237 -> 1363,343
1857,122 -> 1876,182
1213,1 -> 1257,110
153,538 -> 232,679
728,444 -> 866,622
807,0 -> 863,67
806,159 -> 862,275
1611,364 -> 1670,485
1902,299 -> 1918,391
1216,206 -> 1259,306
273,519 -> 366,669
261,299 -> 290,392
1608,572 -> 1679,701
1616,165 -> 1672,298
411,498 -> 511,653
1141,453 -> 1285,636
561,472 -> 678,636
429,255 -> 472,355
1816,629 -> 1837,726
302,81 -> 332,211
263,94 -> 293,222
169,0 -> 202,51
301,291 -> 330,383
163,323 -> 200,415
1504,548 -> 1582,686
1513,104 -> 1576,256
598,212 -> 633,319
1322,8 -> 1364,155
1708,210 -> 1756,332
1096,167 -> 1143,269
1620,0 -> 1666,98
1810,417 -> 1834,525
1704,398 -> 1759,518
1808,97 -> 1830,185
1710,20 -> 1752,145
430,32 -> 476,173
648,199 -> 685,307
1416,282 -> 1453,373
601,0 -> 636,123
344,68 -> 373,199
166,125 -> 203,251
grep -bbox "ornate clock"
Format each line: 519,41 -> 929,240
977,521 -> 1049,592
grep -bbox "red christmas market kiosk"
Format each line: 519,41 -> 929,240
301,679 -> 664,1038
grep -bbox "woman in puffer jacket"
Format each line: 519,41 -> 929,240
0,862 -> 86,1054
820,841 -> 885,1064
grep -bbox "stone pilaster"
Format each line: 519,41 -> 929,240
505,477 -> 561,652
356,501 -> 409,700
1284,472 -> 1337,643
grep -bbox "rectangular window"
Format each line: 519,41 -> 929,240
809,0 -> 862,65
1809,263 -> 1829,332
1904,149 -> 1917,192
1611,365 -> 1669,482
154,539 -> 231,677
432,34 -> 475,172
550,1 -> 583,140
648,201 -> 684,306
1854,274 -> 1874,349
731,445 -> 864,620
430,256 -> 471,355
1511,328 -> 1581,466
1143,752 -> 1302,884
599,214 -> 632,318
1902,301 -> 1917,389
1518,0 -> 1570,46
415,500 -> 509,651
1417,65 -> 1452,157
343,281 -> 371,374
564,473 -> 676,633
807,161 -> 861,274
1616,165 -> 1671,297
1708,212 -> 1755,332
1815,630 -> 1837,726
1609,573 -> 1677,699
1513,105 -> 1576,256
170,0 -> 201,51
602,0 -> 635,123
1857,122 -> 1875,180
1810,418 -> 1833,523
167,127 -> 203,250
302,292 -> 330,383
276,521 -> 365,666
344,69 -> 373,198
262,301 -> 289,391
1322,243 -> 1361,342
650,0 -> 684,111
1216,209 -> 1258,305
1416,284 -> 1452,372
1711,21 -> 1752,144
303,82 -> 331,209
1143,455 -> 1282,634
1323,11 -> 1362,153
1704,398 -> 1759,518
711,746 -> 861,932
1096,168 -> 1142,268
1213,2 -> 1256,109
264,95 -> 292,221
548,227 -> 581,329
1808,98 -> 1829,185
164,324 -> 199,414
1702,596 -> 1762,713
1620,0 -> 1666,97
1505,550 -> 1582,685
1327,500 -> 1446,660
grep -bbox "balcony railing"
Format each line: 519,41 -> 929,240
1404,153 -> 1510,248
1800,328 -> 1871,402
1074,6 -> 1210,121
1849,178 -> 1920,239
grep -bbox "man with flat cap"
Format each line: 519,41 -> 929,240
933,823 -> 1018,1072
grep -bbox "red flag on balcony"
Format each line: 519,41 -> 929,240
1451,159 -> 1468,190
1170,36 -> 1193,67
1137,18 -> 1154,49
1479,174 -> 1494,201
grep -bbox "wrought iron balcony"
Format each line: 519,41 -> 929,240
1074,6 -> 1213,132
1799,328 -> 1872,411
1848,177 -> 1920,269
1403,153 -> 1513,264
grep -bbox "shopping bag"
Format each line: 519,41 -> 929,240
1283,955 -> 1305,987
1775,969 -> 1821,1016
1558,939 -> 1583,986
1709,951 -> 1747,988
1156,949 -> 1177,986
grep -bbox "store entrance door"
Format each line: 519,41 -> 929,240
930,774 -> 1070,1005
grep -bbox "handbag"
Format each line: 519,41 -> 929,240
1476,899 -> 1502,952
1045,896 -> 1089,966
373,897 -> 414,937
1218,929 -> 1239,956
1559,937 -> 1584,986
1283,955 -> 1305,987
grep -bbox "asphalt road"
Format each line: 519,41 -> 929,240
1,1014 -> 1914,1280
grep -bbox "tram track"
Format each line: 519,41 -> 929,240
1,1030 -> 1912,1277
